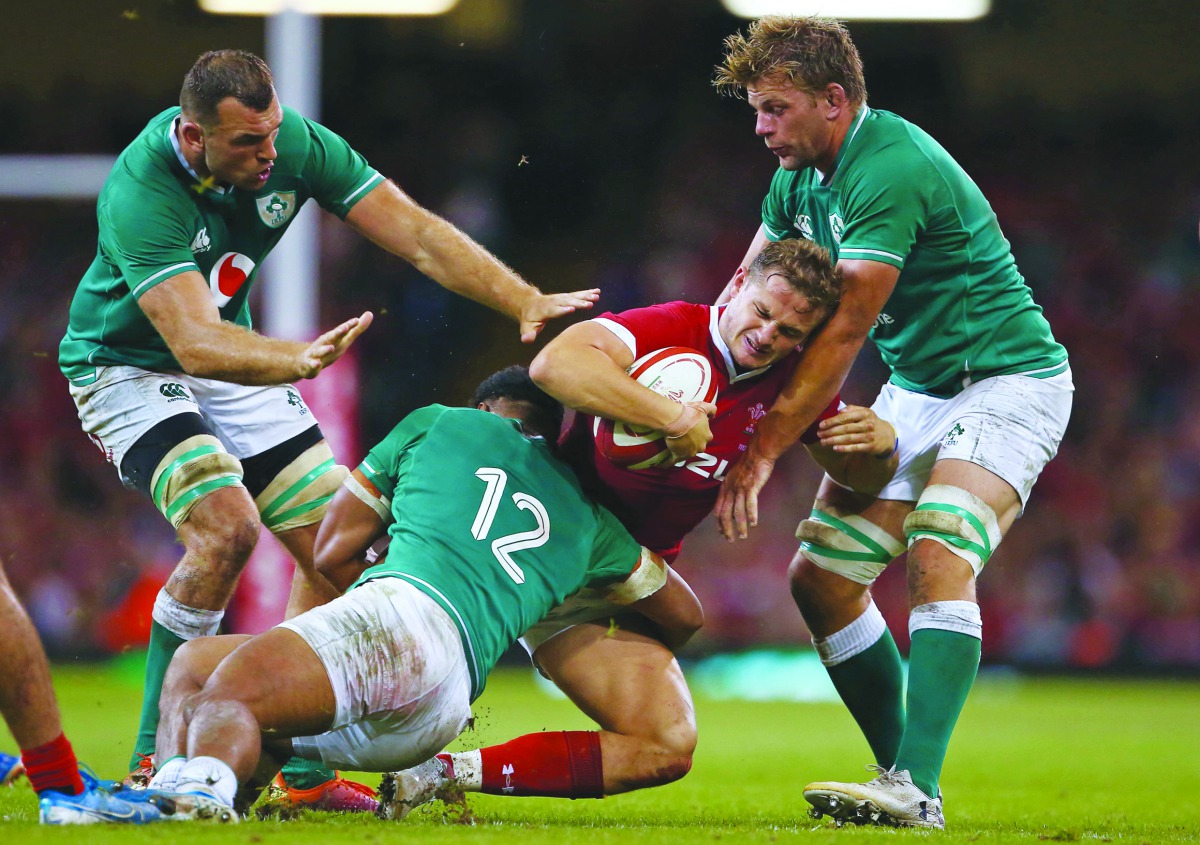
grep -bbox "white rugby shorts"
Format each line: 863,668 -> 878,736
855,368 -> 1074,507
282,577 -> 472,772
68,365 -> 317,478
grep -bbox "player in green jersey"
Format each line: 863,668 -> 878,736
133,368 -> 700,821
711,18 -> 1074,828
59,50 -> 599,809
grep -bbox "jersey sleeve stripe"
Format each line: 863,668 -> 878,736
342,172 -> 384,205
590,317 -> 637,358
762,224 -> 787,240
837,247 -> 906,263
130,262 -> 199,298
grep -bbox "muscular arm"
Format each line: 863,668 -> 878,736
312,469 -> 389,593
139,271 -> 370,384
345,181 -> 597,342
716,258 -> 900,539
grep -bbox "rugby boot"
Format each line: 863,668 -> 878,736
804,766 -> 945,829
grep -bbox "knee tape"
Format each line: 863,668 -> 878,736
796,509 -> 906,586
255,441 -> 348,533
903,484 -> 1002,575
151,435 -> 244,528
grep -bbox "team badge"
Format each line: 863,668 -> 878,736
829,213 -> 845,244
256,191 -> 297,229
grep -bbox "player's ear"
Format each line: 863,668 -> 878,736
824,83 -> 847,116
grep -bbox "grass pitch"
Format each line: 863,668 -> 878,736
3,661 -> 1198,843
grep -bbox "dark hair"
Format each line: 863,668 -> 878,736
471,366 -> 565,440
180,50 -> 276,127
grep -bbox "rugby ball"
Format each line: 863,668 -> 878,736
594,347 -> 718,470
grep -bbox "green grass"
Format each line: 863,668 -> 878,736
4,663 -> 1199,843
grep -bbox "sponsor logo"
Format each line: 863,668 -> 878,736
256,191 -> 297,229
793,213 -> 814,240
287,389 -> 309,416
190,227 -> 211,254
873,312 -> 894,330
208,252 -> 256,308
501,763 -> 515,794
159,382 -> 191,402
829,213 -> 844,244
945,422 -> 965,446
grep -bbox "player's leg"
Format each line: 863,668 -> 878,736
197,381 -> 369,807
790,480 -> 911,770
0,558 -> 81,797
383,615 -> 695,817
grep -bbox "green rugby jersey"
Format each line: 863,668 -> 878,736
762,106 -> 1067,397
60,106 -> 383,386
350,405 -> 641,701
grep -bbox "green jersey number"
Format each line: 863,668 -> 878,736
471,468 -> 551,584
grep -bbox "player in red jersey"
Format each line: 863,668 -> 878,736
374,239 -> 900,818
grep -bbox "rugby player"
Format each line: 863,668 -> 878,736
131,368 -> 700,821
379,238 -> 900,814
58,49 -> 597,809
711,17 -> 1073,828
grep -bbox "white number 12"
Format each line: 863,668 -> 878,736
472,468 -> 550,584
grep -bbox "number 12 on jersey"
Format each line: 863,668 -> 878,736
471,467 -> 551,584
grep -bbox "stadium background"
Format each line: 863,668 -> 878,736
1,0 -> 1199,674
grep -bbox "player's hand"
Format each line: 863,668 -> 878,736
299,311 -> 374,378
714,448 -> 776,541
662,401 -> 716,462
519,289 -> 600,343
817,405 -> 896,456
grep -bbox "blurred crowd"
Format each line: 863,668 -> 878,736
2,7 -> 1199,671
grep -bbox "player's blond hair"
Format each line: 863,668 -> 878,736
714,17 -> 867,105
749,239 -> 842,316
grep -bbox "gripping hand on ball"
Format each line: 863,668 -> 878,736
662,400 -> 716,461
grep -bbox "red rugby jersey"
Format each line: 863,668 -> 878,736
559,301 -> 838,561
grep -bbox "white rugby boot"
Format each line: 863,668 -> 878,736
377,757 -> 450,821
803,766 -> 945,829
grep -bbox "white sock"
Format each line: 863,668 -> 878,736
444,750 -> 483,791
813,601 -> 888,667
909,600 -> 982,639
148,756 -> 186,790
152,589 -> 224,639
175,756 -> 238,808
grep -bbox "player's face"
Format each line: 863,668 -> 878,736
198,97 -> 284,191
747,77 -> 836,172
719,269 -> 829,370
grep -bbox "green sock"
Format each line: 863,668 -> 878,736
894,628 -> 981,797
825,632 -> 906,768
131,621 -> 187,768
279,756 -> 337,790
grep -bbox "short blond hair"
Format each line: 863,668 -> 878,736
749,239 -> 842,317
714,16 -> 867,105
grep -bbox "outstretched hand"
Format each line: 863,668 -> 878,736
519,289 -> 600,343
299,311 -> 374,378
714,450 -> 777,541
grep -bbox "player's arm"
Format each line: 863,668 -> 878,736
313,469 -> 390,593
604,549 -> 704,652
716,259 -> 900,539
804,404 -> 899,496
715,224 -> 771,305
345,180 -> 598,343
529,321 -> 714,459
138,271 -> 371,384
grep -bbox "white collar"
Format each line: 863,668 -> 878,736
168,116 -> 226,195
710,305 -> 775,384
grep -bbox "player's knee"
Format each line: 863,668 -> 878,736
634,717 -> 696,788
190,510 -> 261,571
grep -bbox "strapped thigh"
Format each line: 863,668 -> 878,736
902,483 -> 1002,575
796,509 -> 906,586
250,439 -> 348,534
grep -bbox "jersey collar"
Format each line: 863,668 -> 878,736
168,116 -> 228,195
816,104 -> 871,187
710,305 -> 774,384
